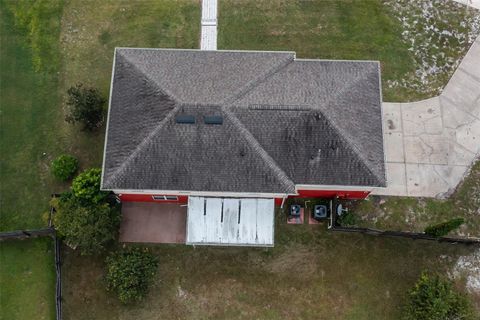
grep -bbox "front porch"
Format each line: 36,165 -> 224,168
119,202 -> 187,244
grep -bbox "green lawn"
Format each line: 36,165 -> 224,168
0,1 -> 65,231
0,238 -> 56,320
0,3 -> 64,319
353,161 -> 480,237
0,1 -> 200,319
218,0 -> 479,102
61,216 -> 475,319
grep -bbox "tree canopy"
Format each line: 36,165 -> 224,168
65,83 -> 106,131
105,247 -> 158,303
51,154 -> 78,181
402,272 -> 475,320
52,192 -> 120,255
52,168 -> 118,255
72,168 -> 108,204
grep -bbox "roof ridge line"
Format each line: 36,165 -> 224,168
222,107 -> 296,193
221,54 -> 295,106
321,108 -> 382,185
104,53 -> 182,186
317,70 -> 384,184
103,105 -> 180,186
118,50 -> 179,101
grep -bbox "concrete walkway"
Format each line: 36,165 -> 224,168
200,0 -> 217,50
373,36 -> 480,198
453,0 -> 480,9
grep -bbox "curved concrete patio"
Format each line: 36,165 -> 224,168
373,35 -> 480,198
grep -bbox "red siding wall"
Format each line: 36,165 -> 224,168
274,189 -> 370,205
296,189 -> 370,199
118,194 -> 188,204
119,189 -> 369,206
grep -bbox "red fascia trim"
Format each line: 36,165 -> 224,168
118,193 -> 188,204
295,189 -> 370,199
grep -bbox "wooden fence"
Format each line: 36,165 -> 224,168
331,226 -> 480,245
0,228 -> 54,240
54,234 -> 62,320
0,198 -> 62,320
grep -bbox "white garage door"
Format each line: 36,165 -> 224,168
186,197 -> 275,247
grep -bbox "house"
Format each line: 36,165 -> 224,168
101,48 -> 386,246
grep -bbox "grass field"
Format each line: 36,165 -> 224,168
0,238 -> 56,320
0,1 -> 200,319
0,3 -> 64,319
0,1 -> 65,231
218,0 -> 479,101
61,214 -> 476,319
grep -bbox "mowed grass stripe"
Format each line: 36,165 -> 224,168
0,1 -> 65,231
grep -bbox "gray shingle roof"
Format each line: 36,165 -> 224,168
102,48 -> 386,194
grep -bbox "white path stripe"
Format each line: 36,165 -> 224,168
200,0 -> 217,50
452,0 -> 480,10
201,25 -> 217,50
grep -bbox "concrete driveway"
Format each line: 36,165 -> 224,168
373,37 -> 480,198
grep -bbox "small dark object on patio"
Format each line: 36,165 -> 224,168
290,205 -> 301,217
313,205 -> 328,220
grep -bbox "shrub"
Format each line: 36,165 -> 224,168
65,84 -> 106,131
424,218 -> 464,238
52,192 -> 120,255
72,168 -> 108,204
337,211 -> 357,226
402,272 -> 475,320
51,154 -> 78,181
105,248 -> 158,303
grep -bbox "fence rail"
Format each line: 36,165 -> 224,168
1,196 -> 62,320
54,234 -> 62,320
0,228 -> 54,240
331,226 -> 480,245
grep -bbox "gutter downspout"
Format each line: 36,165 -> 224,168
280,195 -> 288,209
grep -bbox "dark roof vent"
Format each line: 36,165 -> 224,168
204,115 -> 223,125
175,115 -> 196,124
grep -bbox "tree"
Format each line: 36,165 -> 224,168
72,168 -> 108,204
105,248 -> 158,303
65,83 -> 106,131
51,154 -> 78,181
52,192 -> 120,255
424,218 -> 464,238
402,272 -> 475,320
